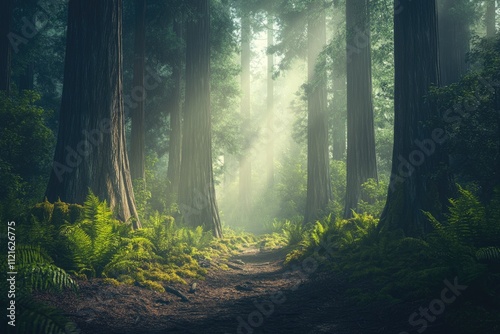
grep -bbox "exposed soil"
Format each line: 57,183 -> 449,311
35,247 -> 436,334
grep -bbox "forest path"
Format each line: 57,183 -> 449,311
36,246 -> 397,334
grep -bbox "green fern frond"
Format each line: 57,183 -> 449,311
476,247 -> 500,262
16,295 -> 79,334
397,237 -> 430,252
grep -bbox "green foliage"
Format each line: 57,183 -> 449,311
132,177 -> 152,222
0,91 -> 54,221
15,296 -> 79,334
329,160 -> 347,217
1,245 -> 78,334
16,245 -> 77,293
425,186 -> 500,253
357,177 -> 388,217
430,36 -> 500,199
275,145 -> 307,220
60,192 -> 121,278
282,220 -> 307,246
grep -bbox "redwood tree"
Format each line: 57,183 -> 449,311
0,0 -> 13,93
46,0 -> 141,229
267,13 -> 275,186
379,0 -> 445,237
331,0 -> 346,162
239,12 -> 252,217
166,14 -> 183,205
344,0 -> 378,218
437,0 -> 471,86
179,0 -> 222,238
304,1 -> 332,224
130,0 -> 147,181
486,0 -> 496,38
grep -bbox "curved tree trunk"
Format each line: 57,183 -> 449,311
46,0 -> 141,229
379,0 -> 445,237
130,0 -> 147,181
344,0 -> 378,218
179,0 -> 222,238
304,1 -> 332,224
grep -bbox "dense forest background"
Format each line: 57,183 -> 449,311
0,0 -> 500,333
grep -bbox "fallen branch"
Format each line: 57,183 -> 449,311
226,262 -> 244,270
165,285 -> 190,302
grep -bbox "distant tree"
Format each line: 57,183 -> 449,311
46,0 -> 141,229
166,13 -> 183,206
344,0 -> 377,218
331,1 -> 347,162
267,13 -> 275,185
486,0 -> 496,37
179,0 -> 223,238
304,0 -> 332,223
239,10 -> 252,217
0,0 -> 13,93
379,0 -> 447,237
437,0 -> 472,85
130,0 -> 147,181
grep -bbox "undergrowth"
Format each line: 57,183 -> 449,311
276,185 -> 500,333
19,192 -> 257,293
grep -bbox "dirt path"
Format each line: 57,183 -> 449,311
36,247 -> 405,334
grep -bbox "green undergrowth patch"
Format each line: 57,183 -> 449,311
273,186 -> 500,332
17,193 -> 258,295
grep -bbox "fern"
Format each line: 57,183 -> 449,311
476,247 -> 500,263
17,245 -> 77,293
15,296 -> 79,334
282,220 -> 307,246
60,192 -> 121,278
1,245 -> 78,334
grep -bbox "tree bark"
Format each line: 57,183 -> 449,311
239,13 -> 252,217
486,0 -> 496,38
304,1 -> 332,224
179,0 -> 222,238
437,0 -> 470,86
167,15 -> 183,205
331,1 -> 346,162
130,0 -> 147,181
344,0 -> 378,218
266,14 -> 275,186
379,0 -> 445,237
46,0 -> 141,229
19,63 -> 35,91
0,0 -> 13,94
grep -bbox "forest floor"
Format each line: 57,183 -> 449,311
35,246 -> 428,334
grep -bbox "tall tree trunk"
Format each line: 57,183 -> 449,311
0,0 -> 13,94
46,0 -> 141,229
331,76 -> 346,161
239,13 -> 252,217
304,1 -> 332,224
130,0 -> 147,181
379,0 -> 445,237
486,0 -> 496,37
331,1 -> 346,161
267,14 -> 275,186
344,0 -> 378,218
438,0 -> 470,86
167,15 -> 183,205
179,0 -> 222,238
